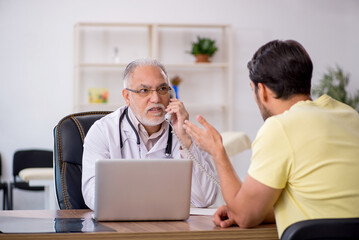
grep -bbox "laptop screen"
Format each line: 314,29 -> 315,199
94,158 -> 192,221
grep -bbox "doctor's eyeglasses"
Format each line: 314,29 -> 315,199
126,86 -> 172,97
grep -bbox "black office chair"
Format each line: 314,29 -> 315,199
53,111 -> 111,209
9,149 -> 53,210
0,153 -> 9,210
281,218 -> 359,240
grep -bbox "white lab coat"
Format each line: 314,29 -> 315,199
82,106 -> 219,210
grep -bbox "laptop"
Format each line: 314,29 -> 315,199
94,158 -> 192,221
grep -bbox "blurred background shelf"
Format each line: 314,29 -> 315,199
74,23 -> 233,131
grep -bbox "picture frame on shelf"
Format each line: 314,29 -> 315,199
88,88 -> 109,104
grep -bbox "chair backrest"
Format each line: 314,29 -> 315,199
12,150 -> 53,181
53,111 -> 111,209
281,218 -> 359,240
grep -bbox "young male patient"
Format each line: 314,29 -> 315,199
183,40 -> 359,238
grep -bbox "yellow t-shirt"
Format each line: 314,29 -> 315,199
248,95 -> 359,237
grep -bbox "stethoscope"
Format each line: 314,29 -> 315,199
119,107 -> 173,158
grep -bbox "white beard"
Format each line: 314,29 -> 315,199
130,101 -> 165,126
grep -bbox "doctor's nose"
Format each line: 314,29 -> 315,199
149,90 -> 161,103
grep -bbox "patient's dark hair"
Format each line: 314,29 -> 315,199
247,40 -> 313,99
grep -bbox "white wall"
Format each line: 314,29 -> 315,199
0,0 -> 358,209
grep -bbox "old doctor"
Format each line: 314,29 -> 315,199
82,58 -> 218,210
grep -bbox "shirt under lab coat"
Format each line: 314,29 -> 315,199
82,106 -> 219,210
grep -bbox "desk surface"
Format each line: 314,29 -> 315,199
0,209 -> 278,240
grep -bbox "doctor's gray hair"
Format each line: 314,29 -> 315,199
123,58 -> 169,88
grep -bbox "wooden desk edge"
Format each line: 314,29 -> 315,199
0,210 -> 278,240
1,227 -> 278,240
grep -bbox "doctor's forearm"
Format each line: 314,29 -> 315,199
190,146 -> 219,207
191,163 -> 218,207
191,179 -> 217,207
212,147 -> 242,206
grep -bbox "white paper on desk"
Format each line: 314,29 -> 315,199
190,208 -> 217,216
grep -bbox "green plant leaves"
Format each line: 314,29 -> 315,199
312,65 -> 359,111
189,36 -> 218,57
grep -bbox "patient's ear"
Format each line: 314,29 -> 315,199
122,89 -> 130,106
258,83 -> 277,104
257,83 -> 269,102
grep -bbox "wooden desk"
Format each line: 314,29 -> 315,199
0,210 -> 278,239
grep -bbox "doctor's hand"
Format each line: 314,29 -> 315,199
165,99 -> 192,149
183,115 -> 225,159
212,205 -> 237,228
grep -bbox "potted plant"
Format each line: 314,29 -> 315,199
188,36 -> 218,63
312,65 -> 359,112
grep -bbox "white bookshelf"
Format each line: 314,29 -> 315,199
74,22 -> 233,131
